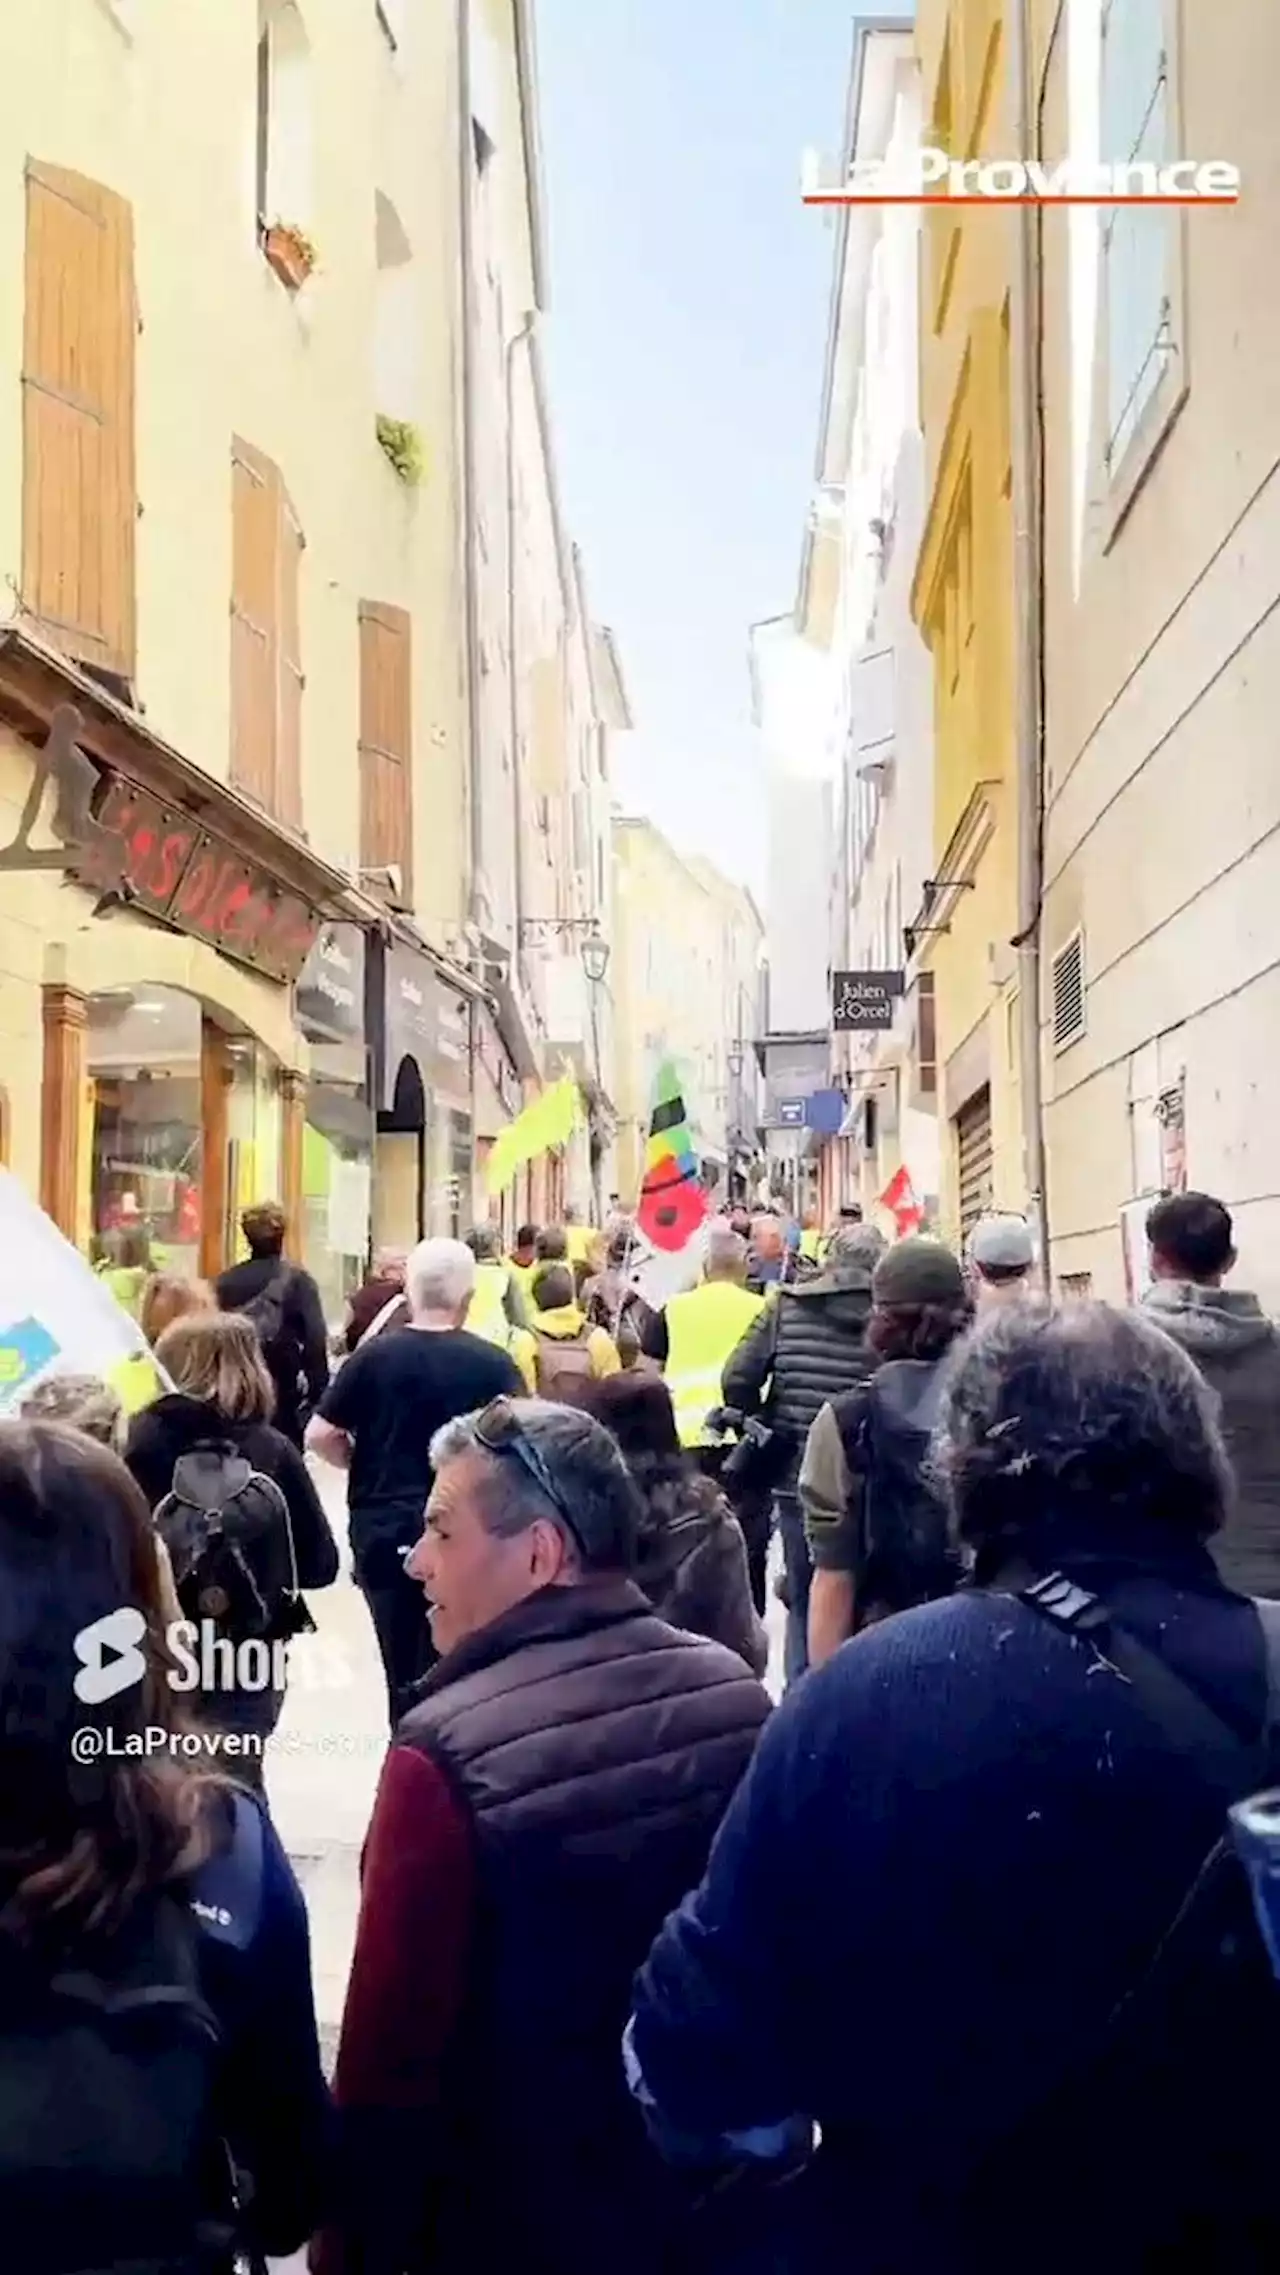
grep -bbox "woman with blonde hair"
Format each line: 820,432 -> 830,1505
139,1269 -> 213,1351
124,1312 -> 338,1775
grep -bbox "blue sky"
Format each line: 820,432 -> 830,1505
536,0 -> 900,896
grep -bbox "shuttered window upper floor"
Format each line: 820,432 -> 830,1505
358,600 -> 413,907
21,160 -> 137,690
230,437 -> 304,831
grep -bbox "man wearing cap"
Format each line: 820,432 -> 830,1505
968,1213 -> 1037,1309
323,1396 -> 768,2275
801,1238 -> 973,1665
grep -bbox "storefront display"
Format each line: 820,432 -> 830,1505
296,923 -> 373,1319
87,988 -> 203,1278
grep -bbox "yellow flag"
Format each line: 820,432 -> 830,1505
486,1078 -> 581,1195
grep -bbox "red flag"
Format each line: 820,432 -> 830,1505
879,1164 -> 923,1238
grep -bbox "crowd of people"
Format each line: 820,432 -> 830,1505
3,1185 -> 1280,2271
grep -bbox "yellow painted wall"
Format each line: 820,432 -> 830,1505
0,0 -> 468,947
612,817 -> 722,1206
911,0 -> 1022,1234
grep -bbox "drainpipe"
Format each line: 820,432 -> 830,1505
1008,0 -> 1050,1277
457,0 -> 484,1213
506,313 -> 535,986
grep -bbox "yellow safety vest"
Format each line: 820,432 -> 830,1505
664,1280 -> 765,1448
468,1261 -> 514,1348
800,1229 -> 823,1263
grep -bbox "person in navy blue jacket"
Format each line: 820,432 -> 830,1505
629,1301 -> 1280,2274
0,1415 -> 330,2270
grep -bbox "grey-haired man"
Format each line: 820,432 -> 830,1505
324,1398 -> 769,2275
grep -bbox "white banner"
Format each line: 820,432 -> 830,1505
0,1168 -> 160,1416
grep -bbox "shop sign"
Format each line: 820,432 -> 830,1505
777,1098 -> 807,1128
72,779 -> 322,984
382,941 -> 438,1108
297,924 -> 366,1045
831,970 -> 905,1031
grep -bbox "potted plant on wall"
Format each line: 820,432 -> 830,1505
263,219 -> 318,292
376,414 -> 426,487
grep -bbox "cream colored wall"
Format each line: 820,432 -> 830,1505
0,0 -> 468,946
1035,0 -> 1280,1303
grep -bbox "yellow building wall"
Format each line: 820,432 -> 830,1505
911,0 -> 1022,1236
0,0 -> 468,948
611,817 -> 723,1207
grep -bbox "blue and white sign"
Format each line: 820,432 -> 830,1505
777,1098 -> 807,1128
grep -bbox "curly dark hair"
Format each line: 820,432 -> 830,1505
0,1423 -> 221,1947
868,1297 -> 972,1364
933,1299 -> 1231,1557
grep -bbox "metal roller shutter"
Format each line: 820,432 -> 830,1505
955,1086 -> 993,1238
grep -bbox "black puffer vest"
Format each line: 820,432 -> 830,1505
766,1274 -> 877,1486
398,1578 -> 769,2275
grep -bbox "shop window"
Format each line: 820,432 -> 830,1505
1100,0 -> 1186,523
87,988 -> 203,1278
358,599 -> 413,905
231,435 -> 305,828
21,160 -> 136,686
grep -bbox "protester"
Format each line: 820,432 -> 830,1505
1144,1190 -> 1280,1598
802,1238 -> 972,1664
630,1301 -> 1280,2272
508,1221 -> 540,1305
20,1371 -> 184,1627
967,1212 -> 1036,1307
799,1208 -> 824,1266
322,1398 -> 769,2275
510,1261 -> 621,1401
724,1223 -> 884,1681
535,1223 -> 570,1265
341,1247 -> 409,1354
0,1420 -> 330,2268
563,1200 -> 593,1267
464,1221 -> 531,1346
97,1225 -> 154,1320
126,1313 -> 339,1778
746,1211 -> 789,1293
581,1219 -> 654,1365
216,1201 -> 330,1448
307,1238 -> 521,1723
139,1270 -> 214,1350
582,1372 -> 766,1672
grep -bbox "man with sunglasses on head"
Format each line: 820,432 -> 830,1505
320,1396 -> 769,2275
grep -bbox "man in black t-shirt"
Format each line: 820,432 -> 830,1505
308,1237 -> 521,1723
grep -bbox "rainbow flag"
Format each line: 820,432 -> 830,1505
628,1062 -> 709,1306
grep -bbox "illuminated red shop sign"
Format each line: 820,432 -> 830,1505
76,776 -> 323,985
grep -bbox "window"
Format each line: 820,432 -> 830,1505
21,161 -> 137,685
256,2 -> 313,238
1100,0 -> 1185,515
358,600 -> 413,907
374,191 -> 418,428
230,437 -> 304,826
1051,931 -> 1087,1052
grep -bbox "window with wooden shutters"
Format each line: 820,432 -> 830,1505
230,437 -> 305,828
358,602 -> 412,906
955,1087 -> 993,1238
22,161 -> 137,685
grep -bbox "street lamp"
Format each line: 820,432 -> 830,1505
581,934 -> 610,985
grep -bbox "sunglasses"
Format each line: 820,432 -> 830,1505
473,1397 -> 586,1554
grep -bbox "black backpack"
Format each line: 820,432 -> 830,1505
835,1359 -> 960,1623
0,1895 -> 244,2274
970,1573 -> 1280,2271
156,1443 -> 297,1648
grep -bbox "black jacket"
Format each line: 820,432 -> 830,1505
722,1266 -> 877,1491
398,1578 -> 769,2275
216,1255 -> 331,1445
632,1462 -> 768,1674
125,1393 -> 339,1738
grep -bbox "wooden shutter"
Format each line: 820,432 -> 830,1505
230,438 -> 279,809
22,160 -> 136,679
277,489 -> 304,829
955,1087 -> 994,1239
358,602 -> 412,903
